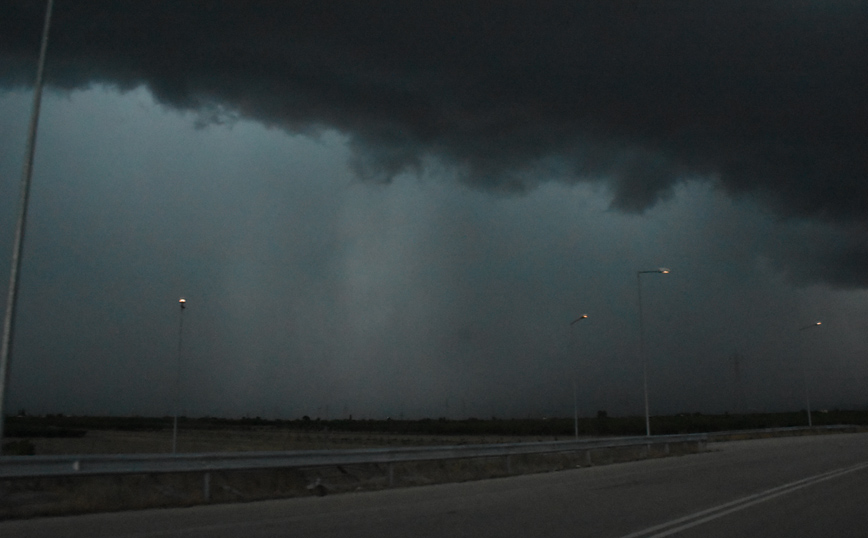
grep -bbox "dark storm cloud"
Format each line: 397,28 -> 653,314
2,0 -> 868,285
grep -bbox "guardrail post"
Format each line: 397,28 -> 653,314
664,443 -> 670,455
506,455 -> 512,474
203,472 -> 211,501
388,464 -> 394,487
585,450 -> 592,466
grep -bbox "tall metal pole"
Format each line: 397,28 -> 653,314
569,314 -> 588,441
638,273 -> 649,437
172,298 -> 186,453
0,0 -> 54,454
637,268 -> 669,437
797,322 -> 821,428
573,380 -> 578,440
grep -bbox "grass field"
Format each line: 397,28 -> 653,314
5,409 -> 868,455
11,427 -> 557,455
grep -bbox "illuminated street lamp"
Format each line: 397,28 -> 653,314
172,297 -> 186,453
797,321 -> 822,428
569,314 -> 588,440
637,268 -> 670,437
570,314 -> 589,326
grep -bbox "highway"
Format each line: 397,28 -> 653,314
3,432 -> 867,537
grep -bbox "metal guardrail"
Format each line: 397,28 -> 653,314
704,424 -> 860,441
1,425 -> 856,480
0,433 -> 708,479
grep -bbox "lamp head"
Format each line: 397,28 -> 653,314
570,314 -> 589,326
179,297 -> 186,309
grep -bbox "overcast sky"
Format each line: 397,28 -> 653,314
1,1 -> 867,420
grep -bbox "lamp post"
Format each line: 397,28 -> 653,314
797,321 -> 822,428
637,268 -> 669,437
172,297 -> 186,453
569,314 -> 588,440
0,0 -> 54,455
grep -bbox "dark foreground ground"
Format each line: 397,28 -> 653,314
3,433 -> 868,537
5,409 -> 868,455
2,411 -> 865,519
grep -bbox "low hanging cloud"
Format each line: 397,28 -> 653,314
2,0 -> 867,286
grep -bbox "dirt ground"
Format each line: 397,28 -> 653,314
2,426 -> 706,520
1,440 -> 705,520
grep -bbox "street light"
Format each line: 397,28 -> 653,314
637,268 -> 670,437
0,0 -> 54,456
797,321 -> 822,428
172,297 -> 186,453
569,314 -> 588,440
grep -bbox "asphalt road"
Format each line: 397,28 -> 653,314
4,432 -> 867,537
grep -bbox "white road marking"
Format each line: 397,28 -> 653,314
619,461 -> 868,538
